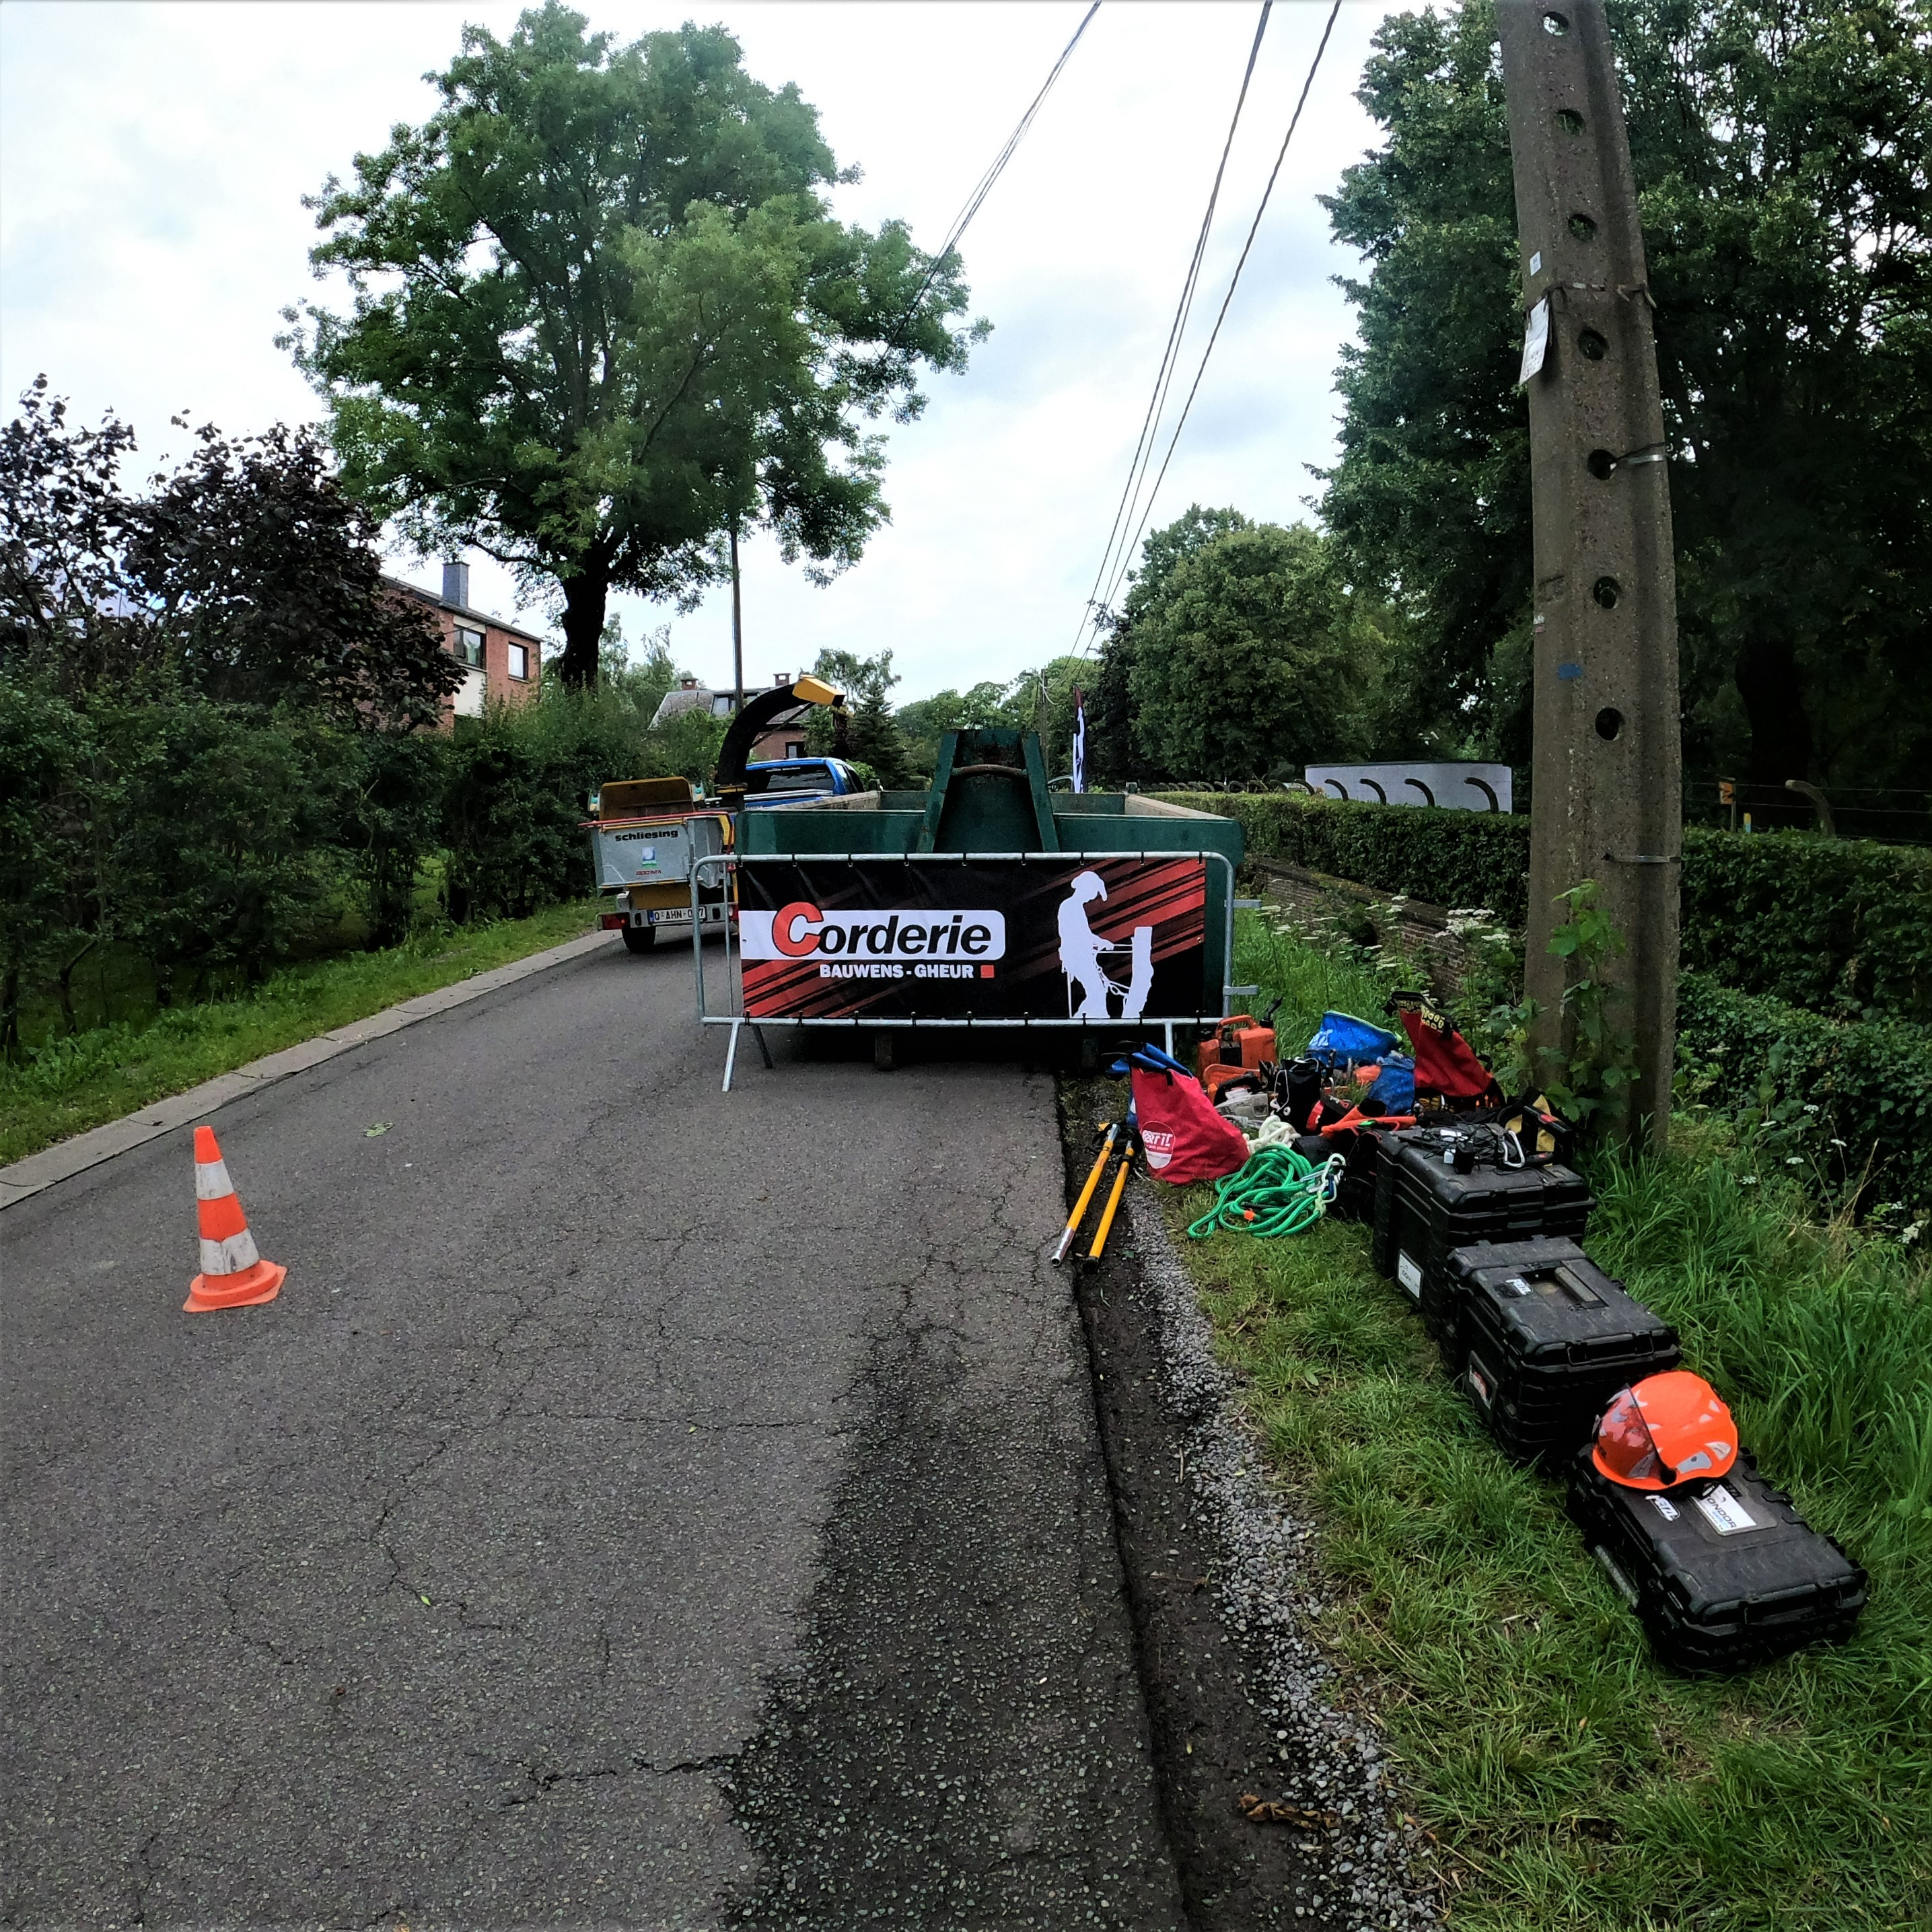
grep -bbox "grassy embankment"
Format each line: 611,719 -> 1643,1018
1168,909 -> 1931,1931
0,900 -> 601,1166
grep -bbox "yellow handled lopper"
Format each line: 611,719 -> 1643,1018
1054,1122 -> 1119,1262
1087,1144 -> 1135,1262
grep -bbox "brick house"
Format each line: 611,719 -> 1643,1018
386,562 -> 543,723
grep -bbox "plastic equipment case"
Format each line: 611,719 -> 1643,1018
1567,1451 -> 1867,1672
1370,1129 -> 1593,1357
1326,1122 -> 1399,1225
1447,1239 -> 1680,1464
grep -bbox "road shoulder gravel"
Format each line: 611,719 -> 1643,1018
1059,1087 -> 1442,1931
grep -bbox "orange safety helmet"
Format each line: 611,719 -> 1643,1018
1591,1371 -> 1738,1492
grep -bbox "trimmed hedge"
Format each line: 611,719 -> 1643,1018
1680,832 -> 1931,1023
1165,790 -> 1536,923
1676,972 -> 1932,1211
1164,792 -> 1932,1022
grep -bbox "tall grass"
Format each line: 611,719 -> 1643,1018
1172,913 -> 1932,1930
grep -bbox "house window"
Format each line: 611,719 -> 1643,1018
507,642 -> 530,682
785,740 -> 805,759
454,624 -> 485,669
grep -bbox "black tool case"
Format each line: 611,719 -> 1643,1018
1566,1451 -> 1868,1672
1447,1238 -> 1680,1462
1371,1132 -> 1594,1355
1329,1123 -> 1398,1225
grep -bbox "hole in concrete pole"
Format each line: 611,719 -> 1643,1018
1569,212 -> 1598,242
1543,10 -> 1571,32
1557,108 -> 1585,135
1579,328 -> 1608,360
1587,449 -> 1617,479
1595,707 -> 1625,741
1593,576 -> 1621,608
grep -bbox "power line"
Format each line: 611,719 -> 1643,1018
890,2 -> 1103,345
1094,0 -> 1342,627
1072,1 -> 1274,657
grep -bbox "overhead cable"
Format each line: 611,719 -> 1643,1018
1095,1 -> 1343,626
1072,1 -> 1274,656
890,1 -> 1103,345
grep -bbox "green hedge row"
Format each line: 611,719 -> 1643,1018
1676,972 -> 1932,1212
1163,792 -> 1932,1022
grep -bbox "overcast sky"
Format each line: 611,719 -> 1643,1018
1,0 -> 1402,702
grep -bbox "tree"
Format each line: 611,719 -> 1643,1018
1,378 -> 142,697
1129,523 -> 1361,781
896,678 -> 1017,775
1321,0 -> 1932,799
288,4 -> 982,689
800,646 -> 915,783
1089,506 -> 1251,785
1,382 -> 458,727
127,421 -> 458,728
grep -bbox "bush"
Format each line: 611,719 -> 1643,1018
1162,789 -> 1535,919
1676,971 -> 1932,1214
1168,791 -> 1932,1022
1680,831 -> 1932,1022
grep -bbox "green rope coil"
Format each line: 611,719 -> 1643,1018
1186,1142 -> 1343,1241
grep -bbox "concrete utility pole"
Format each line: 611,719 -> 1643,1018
1497,0 -> 1681,1148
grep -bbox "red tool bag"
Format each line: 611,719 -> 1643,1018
1133,1064 -> 1251,1185
1389,993 -> 1502,1104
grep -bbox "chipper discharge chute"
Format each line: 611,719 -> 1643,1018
589,674 -> 848,952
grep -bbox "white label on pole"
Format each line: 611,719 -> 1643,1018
1396,1252 -> 1423,1299
1519,295 -> 1551,384
1529,250 -> 1543,277
1691,1484 -> 1759,1536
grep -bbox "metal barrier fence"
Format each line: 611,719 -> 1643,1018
687,850 -> 1247,1091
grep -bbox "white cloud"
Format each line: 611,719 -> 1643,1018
1,0 -> 1397,700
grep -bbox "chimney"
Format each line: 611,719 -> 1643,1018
441,559 -> 470,608
680,676 -> 698,690
773,672 -> 789,687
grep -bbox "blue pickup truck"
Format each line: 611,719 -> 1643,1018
739,756 -> 867,810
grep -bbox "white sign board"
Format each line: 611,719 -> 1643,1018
1519,295 -> 1550,384
1301,763 -> 1513,814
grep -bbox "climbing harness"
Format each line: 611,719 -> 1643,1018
1186,1143 -> 1345,1242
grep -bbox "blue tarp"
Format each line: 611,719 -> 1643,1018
1306,1010 -> 1401,1069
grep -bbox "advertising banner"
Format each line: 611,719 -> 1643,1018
738,857 -> 1209,1022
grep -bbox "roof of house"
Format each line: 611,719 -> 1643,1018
384,575 -> 548,647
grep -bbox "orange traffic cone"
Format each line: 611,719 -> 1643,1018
184,1124 -> 286,1313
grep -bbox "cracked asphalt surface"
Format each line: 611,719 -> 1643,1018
1,937 -> 1184,1929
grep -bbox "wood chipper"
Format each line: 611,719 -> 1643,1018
587,673 -> 848,951
682,726 -> 1248,1083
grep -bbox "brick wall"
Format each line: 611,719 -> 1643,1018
1244,855 -> 1480,1002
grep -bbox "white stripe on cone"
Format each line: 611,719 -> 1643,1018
194,1158 -> 236,1201
199,1227 -> 262,1278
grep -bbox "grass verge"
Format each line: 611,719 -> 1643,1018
1165,912 -> 1931,1930
0,901 -> 602,1166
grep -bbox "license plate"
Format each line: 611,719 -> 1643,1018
647,907 -> 690,926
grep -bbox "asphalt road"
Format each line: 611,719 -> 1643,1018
1,937 -> 1184,1929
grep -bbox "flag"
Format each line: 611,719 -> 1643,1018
1071,688 -> 1087,794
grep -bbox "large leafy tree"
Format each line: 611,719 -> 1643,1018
287,4 -> 981,688
1,379 -> 456,726
1321,0 -> 1932,797
1128,522 -> 1363,781
1089,505 -> 1252,785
